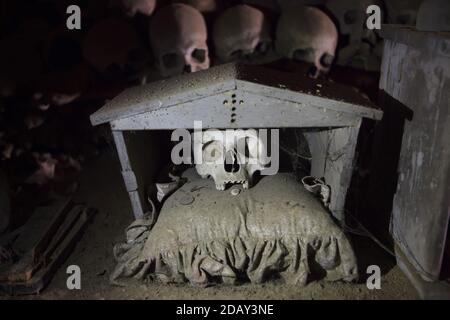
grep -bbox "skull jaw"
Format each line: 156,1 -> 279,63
215,180 -> 250,191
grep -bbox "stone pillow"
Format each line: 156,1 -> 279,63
111,170 -> 358,287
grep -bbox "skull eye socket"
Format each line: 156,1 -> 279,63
230,49 -> 243,60
202,140 -> 223,163
293,48 -> 314,62
320,53 -> 334,68
237,136 -> 258,160
161,52 -> 182,69
192,48 -> 206,63
254,41 -> 269,55
344,10 -> 358,25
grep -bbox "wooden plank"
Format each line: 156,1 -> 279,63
0,202 -> 88,284
41,205 -> 84,266
304,123 -> 361,221
379,24 -> 450,57
112,130 -> 144,219
32,199 -> 73,264
13,199 -> 72,261
381,33 -> 450,281
0,208 -> 93,295
0,254 -> 35,283
1,200 -> 74,283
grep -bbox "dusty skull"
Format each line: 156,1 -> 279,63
326,0 -> 384,71
326,0 -> 383,45
172,0 -> 223,13
385,0 -> 422,25
243,0 -> 280,12
114,0 -> 156,16
213,4 -> 273,64
276,6 -> 338,77
149,3 -> 210,78
193,129 -> 269,190
416,0 -> 450,32
278,0 -> 325,11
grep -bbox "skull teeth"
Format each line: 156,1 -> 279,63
214,180 -> 249,191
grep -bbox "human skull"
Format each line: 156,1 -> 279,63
416,0 -> 450,32
325,0 -> 384,70
172,0 -> 223,13
278,0 -> 325,11
326,0 -> 383,45
385,0 -> 422,25
193,129 -> 269,190
26,152 -> 58,186
244,0 -> 280,12
337,42 -> 382,71
149,3 -> 210,78
276,6 -> 338,77
114,0 -> 156,16
213,5 -> 273,64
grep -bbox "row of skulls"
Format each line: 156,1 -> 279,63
150,2 -> 338,78
1,0 -> 445,104
146,0 -> 433,78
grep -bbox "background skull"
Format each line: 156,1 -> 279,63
171,0 -> 223,13
149,3 -> 210,78
326,0 -> 384,71
276,6 -> 338,77
278,0 -> 325,11
326,0 -> 384,45
113,0 -> 157,17
213,4 -> 274,64
416,0 -> 450,32
193,129 -> 269,190
385,0 -> 423,25
243,0 -> 280,12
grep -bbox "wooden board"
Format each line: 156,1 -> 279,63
0,204 -> 94,295
380,25 -> 450,282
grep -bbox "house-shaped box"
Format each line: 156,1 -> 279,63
90,63 -> 382,221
